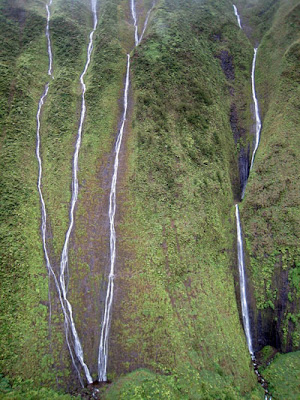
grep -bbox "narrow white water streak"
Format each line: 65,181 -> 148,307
232,7 -> 271,399
233,4 -> 242,29
59,0 -> 98,385
235,204 -> 254,356
45,0 -> 53,76
138,2 -> 155,44
233,5 -> 261,196
98,54 -> 131,382
35,1 -> 85,387
249,47 -> 262,171
131,0 -> 139,46
98,0 -> 155,381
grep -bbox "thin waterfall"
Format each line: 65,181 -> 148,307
233,5 -> 271,399
98,0 -> 155,382
138,1 -> 155,45
35,0 -> 85,387
249,47 -> 262,171
235,204 -> 254,355
233,4 -> 242,29
59,0 -> 98,385
98,55 -> 131,382
233,4 -> 262,196
45,0 -> 53,76
131,0 -> 139,46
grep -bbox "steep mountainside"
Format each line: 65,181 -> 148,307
0,0 -> 299,398
236,0 -> 300,353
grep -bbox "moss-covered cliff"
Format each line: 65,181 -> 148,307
0,0 -> 299,398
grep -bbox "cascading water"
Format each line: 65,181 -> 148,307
45,0 -> 53,76
98,0 -> 154,382
233,4 -> 242,29
138,2 -> 155,45
233,5 -> 271,399
236,204 -> 271,399
131,0 -> 139,46
59,0 -> 98,385
249,47 -> 262,171
235,204 -> 254,356
35,0 -> 86,387
98,55 -> 130,382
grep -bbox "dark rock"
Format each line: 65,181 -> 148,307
229,103 -> 250,199
239,144 -> 250,197
211,32 -> 222,41
218,50 -> 235,80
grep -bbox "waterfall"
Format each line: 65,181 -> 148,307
235,205 -> 254,355
37,0 -> 156,387
233,5 -> 271,399
35,0 -> 88,387
249,48 -> 262,171
232,7 -> 262,196
98,54 -> 131,382
233,4 -> 242,29
138,2 -> 155,45
59,0 -> 98,385
98,0 -> 155,382
233,4 -> 262,198
131,0 -> 139,46
45,0 -> 53,76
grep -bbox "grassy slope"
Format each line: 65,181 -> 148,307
238,0 -> 300,352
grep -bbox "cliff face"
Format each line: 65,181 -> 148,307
109,0 -> 255,391
236,0 -> 300,354
0,0 -> 299,398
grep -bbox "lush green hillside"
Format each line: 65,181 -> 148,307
0,0 -> 299,398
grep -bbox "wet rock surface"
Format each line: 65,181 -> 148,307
218,50 -> 235,80
71,380 -> 112,399
230,103 -> 250,198
252,356 -> 272,399
238,145 -> 250,197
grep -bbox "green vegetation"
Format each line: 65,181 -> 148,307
1,0 -> 299,397
235,0 -> 282,43
256,345 -> 277,367
0,0 -> 55,384
0,373 -> 76,399
261,351 -> 300,399
0,0 -> 94,388
103,368 -> 263,400
106,0 -> 259,397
